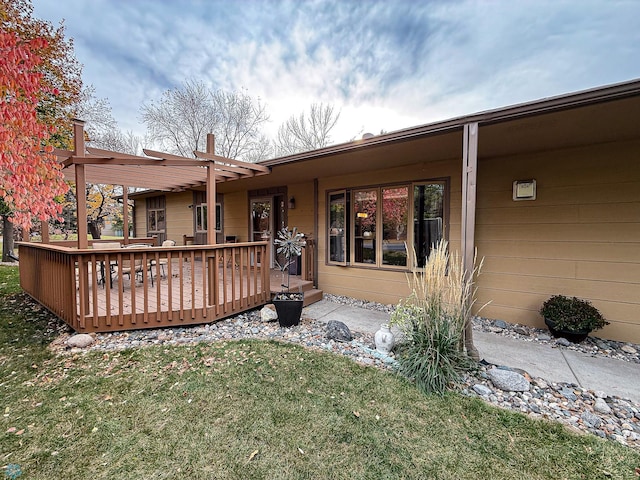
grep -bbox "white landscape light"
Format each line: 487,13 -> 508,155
513,179 -> 536,201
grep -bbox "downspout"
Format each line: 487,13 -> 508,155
461,122 -> 480,360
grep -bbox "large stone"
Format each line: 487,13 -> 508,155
487,368 -> 530,392
621,345 -> 637,354
594,397 -> 612,414
260,305 -> 278,322
326,320 -> 353,342
66,334 -> 94,348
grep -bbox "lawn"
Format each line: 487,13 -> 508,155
1,266 -> 639,479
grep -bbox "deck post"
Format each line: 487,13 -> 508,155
461,122 -> 479,360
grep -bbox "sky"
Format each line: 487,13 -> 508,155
31,0 -> 640,148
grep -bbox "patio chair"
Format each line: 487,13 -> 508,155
117,245 -> 154,286
91,242 -> 122,288
156,239 -> 176,277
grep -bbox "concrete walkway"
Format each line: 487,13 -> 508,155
303,300 -> 640,404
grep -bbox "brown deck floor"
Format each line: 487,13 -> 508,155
79,259 -> 299,318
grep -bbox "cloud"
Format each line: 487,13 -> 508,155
32,0 -> 640,145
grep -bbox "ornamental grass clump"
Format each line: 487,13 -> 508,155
391,240 -> 484,395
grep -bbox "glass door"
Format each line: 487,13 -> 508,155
250,198 -> 273,267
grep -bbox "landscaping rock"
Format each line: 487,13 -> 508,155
66,333 -> 94,348
594,397 -> 612,414
581,411 -> 602,428
621,345 -> 637,354
325,320 -> 353,342
513,326 -> 529,336
473,384 -> 493,396
556,337 -> 572,347
260,305 -> 278,322
487,368 -> 530,392
493,320 -> 508,329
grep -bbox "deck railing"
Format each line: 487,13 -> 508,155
18,241 -> 271,333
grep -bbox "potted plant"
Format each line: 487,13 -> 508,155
272,226 -> 306,327
540,295 -> 609,343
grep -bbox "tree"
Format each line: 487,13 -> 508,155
1,0 -> 82,148
141,80 -> 270,161
275,103 -> 340,156
1,0 -> 79,259
0,31 -> 68,242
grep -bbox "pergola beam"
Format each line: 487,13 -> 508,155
194,150 -> 271,173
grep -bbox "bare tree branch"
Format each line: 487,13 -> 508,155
141,80 -> 270,161
276,103 -> 340,156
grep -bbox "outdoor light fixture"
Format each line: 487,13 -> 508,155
288,197 -> 295,209
513,179 -> 536,201
357,212 -> 368,218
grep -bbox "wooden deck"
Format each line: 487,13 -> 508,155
18,242 -> 274,333
81,261 -> 309,318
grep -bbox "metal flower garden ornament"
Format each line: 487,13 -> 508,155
273,226 -> 306,295
272,227 -> 306,327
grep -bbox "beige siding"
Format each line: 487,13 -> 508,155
165,192 -> 193,244
287,182 -> 315,238
317,158 -> 462,305
476,140 -> 640,343
223,191 -> 248,242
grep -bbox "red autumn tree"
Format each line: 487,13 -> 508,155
0,30 -> 68,229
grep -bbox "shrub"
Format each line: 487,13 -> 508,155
540,295 -> 608,333
390,240 -> 483,395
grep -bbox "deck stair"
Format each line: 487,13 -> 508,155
270,273 -> 323,307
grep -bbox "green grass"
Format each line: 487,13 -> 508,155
1,266 -> 639,479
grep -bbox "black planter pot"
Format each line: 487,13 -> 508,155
544,318 -> 590,343
273,297 -> 304,328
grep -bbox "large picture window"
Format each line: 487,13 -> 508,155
326,180 -> 446,269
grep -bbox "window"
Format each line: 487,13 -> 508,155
195,203 -> 222,232
326,180 -> 446,269
413,183 -> 445,267
147,208 -> 165,233
382,186 -> 409,267
353,189 -> 377,264
327,191 -> 347,264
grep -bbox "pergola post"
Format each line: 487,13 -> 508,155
206,133 -> 216,245
461,122 -> 479,360
122,185 -> 130,244
73,120 -> 88,249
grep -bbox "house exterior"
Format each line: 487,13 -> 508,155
131,79 -> 640,344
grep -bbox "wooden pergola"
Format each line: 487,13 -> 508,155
53,120 -> 270,247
